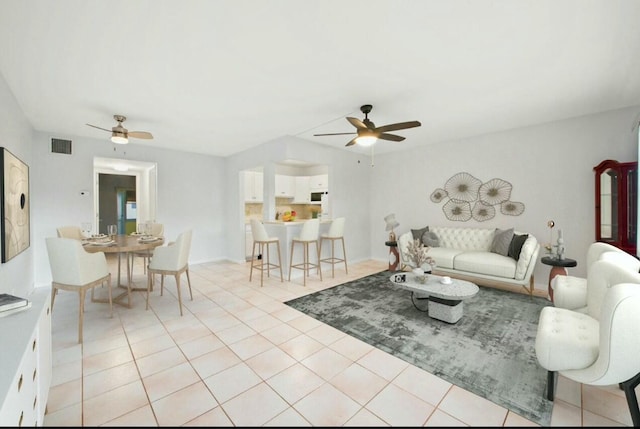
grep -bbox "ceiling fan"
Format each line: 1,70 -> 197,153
313,104 -> 421,147
86,114 -> 153,144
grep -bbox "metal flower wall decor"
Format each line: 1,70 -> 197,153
432,172 -> 525,222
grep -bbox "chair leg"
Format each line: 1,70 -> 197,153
146,271 -> 152,310
186,268 -> 193,300
621,372 -> 640,426
106,276 -> 113,318
260,242 -> 265,287
316,240 -> 322,281
161,275 -> 165,296
175,274 -> 183,316
78,289 -> 86,344
249,240 -> 257,281
341,237 -> 348,274
288,241 -> 295,281
276,241 -> 283,282
546,370 -> 556,400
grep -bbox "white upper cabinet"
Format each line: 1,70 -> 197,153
244,171 -> 263,202
293,176 -> 311,203
275,174 -> 295,198
309,174 -> 328,191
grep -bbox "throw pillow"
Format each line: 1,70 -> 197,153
411,226 -> 429,241
422,230 -> 440,247
490,228 -> 514,256
508,234 -> 529,260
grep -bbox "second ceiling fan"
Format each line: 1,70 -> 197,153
314,104 -> 421,147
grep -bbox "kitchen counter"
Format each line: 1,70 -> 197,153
264,219 -> 332,225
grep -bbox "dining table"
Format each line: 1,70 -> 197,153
83,234 -> 164,308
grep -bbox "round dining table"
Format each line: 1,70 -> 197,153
84,234 -> 164,308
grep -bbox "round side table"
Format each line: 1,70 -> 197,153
385,240 -> 399,271
541,256 -> 577,303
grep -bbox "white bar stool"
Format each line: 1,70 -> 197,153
319,217 -> 348,277
288,219 -> 322,286
249,219 -> 283,287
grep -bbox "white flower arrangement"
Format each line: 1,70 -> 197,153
406,238 -> 436,269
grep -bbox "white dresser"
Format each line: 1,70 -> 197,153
0,287 -> 52,426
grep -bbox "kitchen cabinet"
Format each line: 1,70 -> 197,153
0,288 -> 52,427
293,176 -> 311,203
309,174 -> 328,191
594,159 -> 637,255
275,174 -> 295,198
244,171 -> 263,202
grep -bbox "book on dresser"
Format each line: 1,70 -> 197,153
0,293 -> 30,313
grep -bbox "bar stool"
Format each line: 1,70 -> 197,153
249,219 -> 283,287
288,219 -> 322,286
319,217 -> 348,277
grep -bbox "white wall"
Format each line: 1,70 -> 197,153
0,72 -> 35,297
370,105 -> 640,292
31,132 -> 227,286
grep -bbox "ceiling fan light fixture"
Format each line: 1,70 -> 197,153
111,132 -> 128,144
356,135 -> 377,147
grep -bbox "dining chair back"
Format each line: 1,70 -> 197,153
146,229 -> 193,316
130,222 -> 165,277
45,237 -> 112,343
56,226 -> 85,240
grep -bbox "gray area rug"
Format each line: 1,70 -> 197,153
285,270 -> 553,426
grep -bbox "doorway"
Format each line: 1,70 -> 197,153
93,157 -> 158,235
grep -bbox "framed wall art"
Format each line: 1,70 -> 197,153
0,148 -> 30,262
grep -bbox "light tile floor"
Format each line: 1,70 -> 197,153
42,255 -> 635,426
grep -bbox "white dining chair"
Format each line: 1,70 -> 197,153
146,229 -> 193,316
129,222 -> 164,278
56,226 -> 86,240
46,237 -> 112,343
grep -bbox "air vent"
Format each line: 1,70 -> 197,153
51,138 -> 72,155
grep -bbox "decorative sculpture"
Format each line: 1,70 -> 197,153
434,172 -> 525,221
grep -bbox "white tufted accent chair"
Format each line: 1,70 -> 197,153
535,259 -> 640,426
552,242 -> 640,311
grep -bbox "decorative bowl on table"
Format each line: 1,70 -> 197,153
412,267 -> 427,284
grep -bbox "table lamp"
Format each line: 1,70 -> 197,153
384,213 -> 400,241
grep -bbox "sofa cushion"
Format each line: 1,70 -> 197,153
427,247 -> 464,269
454,251 -> 517,279
508,234 -> 529,260
490,228 -> 514,256
422,230 -> 440,247
411,226 -> 429,241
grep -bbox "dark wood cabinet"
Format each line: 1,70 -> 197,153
594,159 -> 638,255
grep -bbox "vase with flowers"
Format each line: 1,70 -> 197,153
406,238 -> 436,282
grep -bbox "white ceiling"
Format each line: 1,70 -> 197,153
1,0 -> 639,157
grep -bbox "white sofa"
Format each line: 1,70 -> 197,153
398,226 -> 540,295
